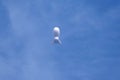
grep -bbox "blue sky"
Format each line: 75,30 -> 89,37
0,0 -> 120,80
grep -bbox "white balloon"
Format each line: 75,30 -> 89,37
53,27 -> 61,44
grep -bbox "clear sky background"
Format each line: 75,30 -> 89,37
0,0 -> 120,80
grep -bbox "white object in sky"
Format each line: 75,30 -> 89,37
53,27 -> 61,44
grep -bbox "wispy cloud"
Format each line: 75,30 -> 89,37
0,0 -> 62,80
